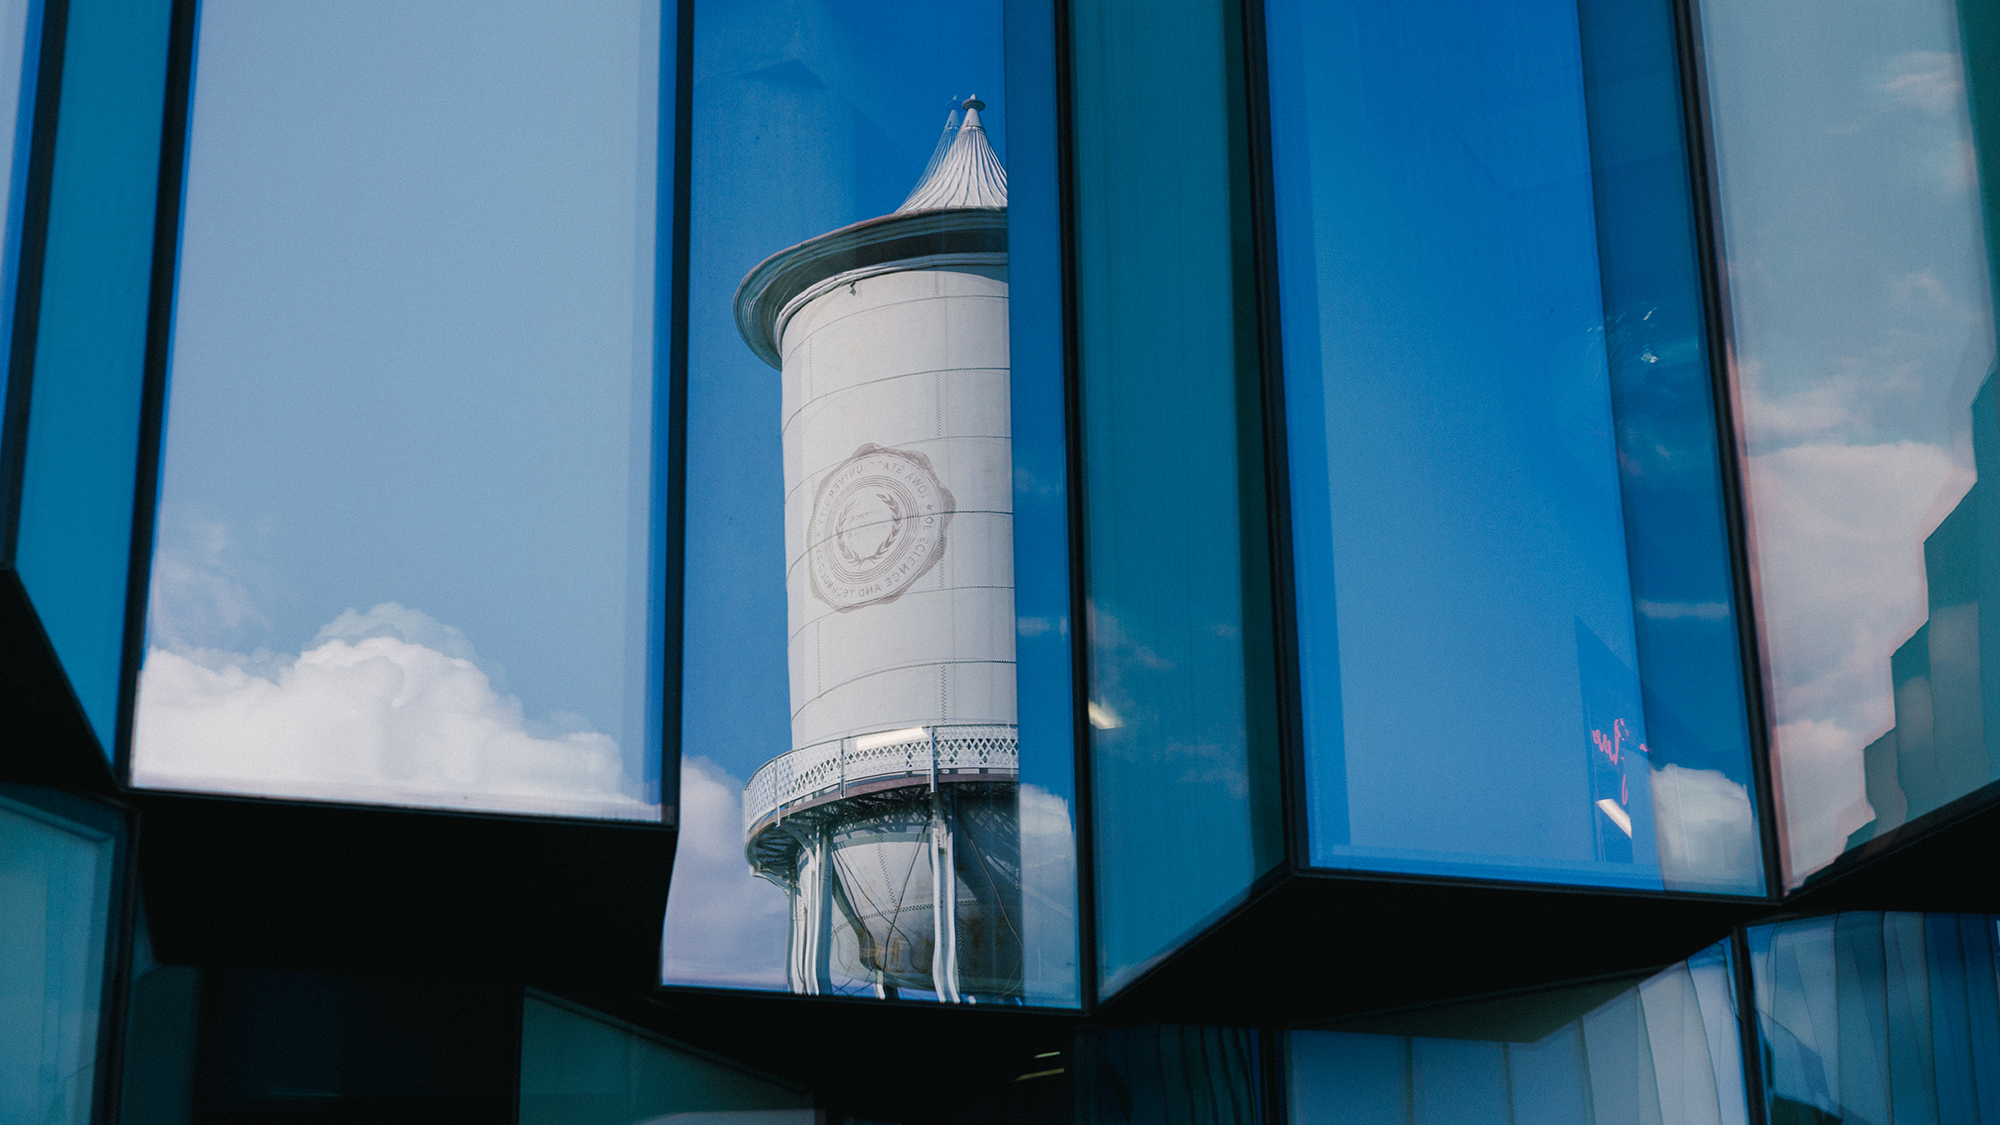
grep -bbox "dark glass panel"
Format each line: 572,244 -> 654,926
0,787 -> 115,1123
1070,0 -> 1284,996
519,993 -> 812,1125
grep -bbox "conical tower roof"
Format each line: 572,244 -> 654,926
897,97 -> 1007,213
735,94 -> 1010,368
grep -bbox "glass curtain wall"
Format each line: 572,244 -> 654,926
1069,0 -> 1286,997
519,993 -> 814,1125
1748,912 -> 2000,1124
130,1 -> 670,819
661,0 -> 1079,1006
0,788 -> 115,1125
1264,0 -> 1762,892
1697,0 -> 2000,890
1289,943 -> 1750,1125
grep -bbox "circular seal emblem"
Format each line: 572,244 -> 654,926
808,444 -> 955,611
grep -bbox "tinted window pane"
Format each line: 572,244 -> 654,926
1747,913 -> 2000,1123
519,994 -> 811,1125
12,0 -> 163,755
1290,943 -> 1750,1125
1266,0 -> 1761,891
1697,0 -> 1999,886
131,2 -> 667,819
1071,0 -> 1285,997
660,0 -> 1079,1005
0,789 -> 114,1125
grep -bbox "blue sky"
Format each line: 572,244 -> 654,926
136,0 -> 663,817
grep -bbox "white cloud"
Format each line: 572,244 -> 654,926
146,515 -> 275,652
1878,51 -> 1963,115
1743,440 -> 1969,882
659,756 -> 790,989
1650,765 -> 1759,893
1770,718 -> 1875,881
1018,783 -> 1079,1005
132,603 -> 654,820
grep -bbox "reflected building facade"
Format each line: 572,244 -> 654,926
1847,369 -> 2000,850
732,99 -> 1023,1001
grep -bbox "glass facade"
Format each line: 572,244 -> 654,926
11,0 -> 170,755
1749,912 -> 2000,1124
0,788 -> 114,1125
661,0 -> 1080,1006
6,0 -> 2000,1120
1264,0 -> 1762,893
1290,943 -> 1749,1125
1698,0 -> 2000,887
1070,0 -> 1285,997
519,993 -> 813,1125
129,0 -> 669,819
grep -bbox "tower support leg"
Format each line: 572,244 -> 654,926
787,823 -> 834,995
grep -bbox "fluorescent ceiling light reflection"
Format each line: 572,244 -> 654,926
854,727 -> 929,751
1595,798 -> 1633,838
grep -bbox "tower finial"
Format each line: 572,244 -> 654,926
897,93 -> 1006,213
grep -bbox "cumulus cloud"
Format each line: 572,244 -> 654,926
1650,765 -> 1759,893
1743,440 -> 1968,880
659,756 -> 790,989
132,603 -> 654,820
1769,718 -> 1876,879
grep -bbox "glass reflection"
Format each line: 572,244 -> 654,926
663,0 -> 1077,1004
1696,0 -> 1998,885
1289,943 -> 1750,1125
1748,913 -> 2000,1124
132,1 -> 666,820
0,789 -> 114,1125
1265,0 -> 1762,892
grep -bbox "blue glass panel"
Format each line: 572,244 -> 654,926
12,0 -> 169,754
1290,943 -> 1749,1125
0,787 -> 115,1124
1265,0 -> 1762,892
661,0 -> 1079,1006
130,1 -> 669,819
1698,0 -> 2000,887
1748,912 -> 2000,1124
1070,0 -> 1283,997
0,0 -> 40,438
520,994 -> 813,1125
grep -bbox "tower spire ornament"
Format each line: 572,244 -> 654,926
897,93 -> 1008,213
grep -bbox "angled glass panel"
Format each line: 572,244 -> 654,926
1265,0 -> 1762,892
1070,0 -> 1285,997
1698,0 -> 2000,888
10,0 -> 160,756
130,1 -> 670,819
519,993 -> 812,1125
1289,942 -> 1751,1125
660,0 -> 1079,1006
1747,912 -> 2000,1124
0,786 -> 116,1125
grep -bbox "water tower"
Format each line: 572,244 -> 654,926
733,98 -> 1021,1001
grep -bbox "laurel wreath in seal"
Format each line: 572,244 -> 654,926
808,444 -> 955,611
